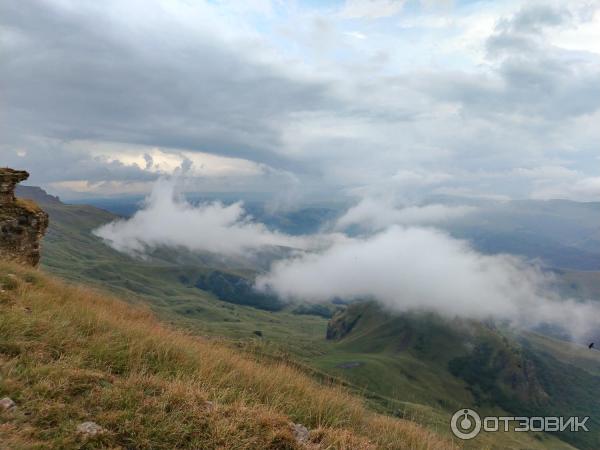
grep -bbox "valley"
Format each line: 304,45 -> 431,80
13,185 -> 600,449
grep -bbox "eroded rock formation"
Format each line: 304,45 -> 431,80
0,168 -> 49,266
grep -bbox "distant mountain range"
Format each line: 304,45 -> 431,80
63,190 -> 600,271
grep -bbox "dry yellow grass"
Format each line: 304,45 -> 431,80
0,262 -> 459,449
13,198 -> 43,214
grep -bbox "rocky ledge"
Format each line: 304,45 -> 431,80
0,168 -> 49,266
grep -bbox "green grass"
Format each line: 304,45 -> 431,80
0,262 -> 456,449
19,194 -> 593,449
314,303 -> 586,450
525,332 -> 600,375
36,200 -> 333,358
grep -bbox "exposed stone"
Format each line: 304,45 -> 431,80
204,400 -> 215,412
326,307 -> 362,340
77,421 -> 105,436
291,423 -> 310,444
0,169 -> 28,205
0,168 -> 49,266
0,397 -> 16,412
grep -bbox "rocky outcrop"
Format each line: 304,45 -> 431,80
0,168 -> 49,266
326,306 -> 363,340
0,169 -> 29,205
448,341 -> 549,406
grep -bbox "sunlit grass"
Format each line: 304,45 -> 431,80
0,262 -> 458,449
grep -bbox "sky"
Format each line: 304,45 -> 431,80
1,0 -> 600,202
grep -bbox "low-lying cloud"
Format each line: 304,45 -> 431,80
93,179 -> 308,256
256,226 -> 599,336
335,197 -> 475,232
95,182 -> 600,337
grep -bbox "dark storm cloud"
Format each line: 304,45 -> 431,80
0,0 -> 338,172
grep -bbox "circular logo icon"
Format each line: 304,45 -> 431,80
450,408 -> 482,440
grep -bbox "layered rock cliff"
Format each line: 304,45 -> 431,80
0,168 -> 49,266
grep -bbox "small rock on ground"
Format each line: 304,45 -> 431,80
203,400 -> 215,412
0,397 -> 16,412
77,421 -> 105,436
291,423 -> 310,443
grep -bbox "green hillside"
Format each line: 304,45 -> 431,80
318,302 -> 600,450
15,187 -> 600,449
17,189 -> 328,359
0,262 -> 457,449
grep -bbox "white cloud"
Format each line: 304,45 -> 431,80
419,0 -> 454,10
82,143 -> 265,178
256,226 -> 600,336
339,0 -> 405,19
514,165 -> 579,180
531,176 -> 600,201
93,179 -> 308,256
344,31 -> 367,40
433,187 -> 512,202
335,197 -> 474,231
391,169 -> 453,186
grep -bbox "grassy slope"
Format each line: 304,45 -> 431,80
18,193 -> 593,449
316,304 -> 583,450
525,332 -> 600,376
38,199 -> 331,357
0,262 -> 456,450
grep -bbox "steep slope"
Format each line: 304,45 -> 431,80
12,187 -> 599,449
320,302 -> 599,450
14,186 -> 329,351
0,262 -> 455,449
17,186 -> 300,311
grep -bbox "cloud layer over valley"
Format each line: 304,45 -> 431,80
94,180 -> 312,256
256,225 -> 598,336
96,182 -> 600,339
334,198 -> 476,232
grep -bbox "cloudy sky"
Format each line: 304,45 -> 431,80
1,0 -> 599,201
